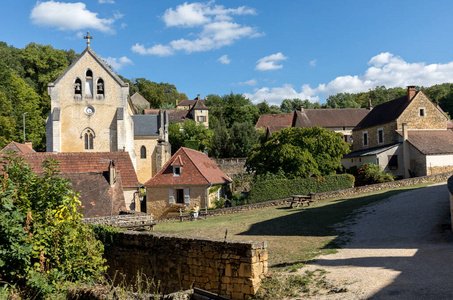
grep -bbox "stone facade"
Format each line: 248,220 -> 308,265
104,231 -> 268,300
397,92 -> 446,130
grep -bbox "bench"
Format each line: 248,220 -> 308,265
179,206 -> 209,222
288,194 -> 315,208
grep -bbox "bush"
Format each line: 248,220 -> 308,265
247,174 -> 355,203
212,197 -> 226,209
347,163 -> 394,186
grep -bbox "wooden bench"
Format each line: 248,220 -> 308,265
288,194 -> 315,208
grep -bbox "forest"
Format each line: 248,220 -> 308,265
1,41 -> 453,155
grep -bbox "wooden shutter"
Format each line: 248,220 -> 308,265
184,188 -> 190,205
169,189 -> 174,204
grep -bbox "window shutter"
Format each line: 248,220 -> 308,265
184,188 -> 190,205
169,189 -> 174,204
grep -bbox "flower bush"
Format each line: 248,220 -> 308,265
347,163 -> 394,186
169,204 -> 186,212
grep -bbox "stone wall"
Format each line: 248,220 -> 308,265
104,231 -> 268,300
212,158 -> 247,177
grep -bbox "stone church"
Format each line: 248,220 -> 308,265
46,33 -> 171,185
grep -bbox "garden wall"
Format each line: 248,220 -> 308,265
211,158 -> 247,176
104,231 -> 268,300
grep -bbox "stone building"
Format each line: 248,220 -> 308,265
145,147 -> 232,218
46,32 -> 171,185
342,86 -> 453,178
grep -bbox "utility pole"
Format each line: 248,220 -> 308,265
23,112 -> 27,143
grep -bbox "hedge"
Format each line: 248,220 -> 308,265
247,174 -> 355,203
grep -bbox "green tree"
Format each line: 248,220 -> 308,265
169,120 -> 213,154
229,121 -> 259,157
0,154 -> 106,297
246,127 -> 349,178
210,118 -> 231,158
325,93 -> 361,108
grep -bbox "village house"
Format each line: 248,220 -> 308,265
342,86 -> 453,178
0,141 -> 35,154
255,107 -> 370,143
45,32 -> 171,185
145,147 -> 232,218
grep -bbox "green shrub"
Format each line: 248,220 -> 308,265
184,140 -> 199,150
232,193 -> 246,206
247,174 -> 354,203
347,163 -> 394,186
212,197 -> 226,209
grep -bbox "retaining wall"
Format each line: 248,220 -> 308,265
104,231 -> 268,300
211,158 -> 247,176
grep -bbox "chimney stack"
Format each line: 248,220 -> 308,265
25,142 -> 33,149
367,98 -> 373,110
108,161 -> 116,187
197,94 -> 201,100
402,123 -> 408,141
407,86 -> 416,101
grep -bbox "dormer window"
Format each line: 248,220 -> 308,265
171,155 -> 183,176
173,166 -> 181,176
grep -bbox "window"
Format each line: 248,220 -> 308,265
74,78 -> 82,99
96,78 -> 104,96
197,116 -> 206,122
363,132 -> 368,146
419,108 -> 425,117
84,130 -> 94,149
377,128 -> 384,144
85,69 -> 93,97
173,166 -> 181,176
176,189 -> 184,204
140,146 -> 146,159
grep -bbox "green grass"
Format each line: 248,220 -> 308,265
154,183 -> 432,270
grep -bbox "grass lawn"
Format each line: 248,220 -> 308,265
154,183 -> 432,270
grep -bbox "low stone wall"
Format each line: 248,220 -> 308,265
211,158 -> 247,177
104,231 -> 268,300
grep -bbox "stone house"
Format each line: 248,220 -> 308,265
0,152 -> 139,216
46,33 -> 171,185
342,86 -> 453,178
0,141 -> 35,153
145,147 -> 232,218
255,108 -> 370,143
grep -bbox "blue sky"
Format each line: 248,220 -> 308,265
2,0 -> 453,106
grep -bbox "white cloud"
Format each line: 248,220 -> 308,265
218,54 -> 230,64
256,52 -> 287,71
238,79 -> 258,86
113,11 -> 124,20
103,56 -> 133,70
131,43 -> 174,57
244,52 -> 453,106
134,2 -> 262,56
309,59 -> 317,67
99,0 -> 114,3
30,1 -> 115,33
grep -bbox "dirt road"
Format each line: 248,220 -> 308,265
301,183 -> 453,299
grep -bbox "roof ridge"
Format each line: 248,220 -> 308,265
181,147 -> 210,184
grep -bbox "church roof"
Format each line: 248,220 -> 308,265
0,152 -> 139,188
132,115 -> 161,136
145,147 -> 232,187
50,46 -> 128,88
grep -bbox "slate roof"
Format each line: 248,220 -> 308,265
1,152 -> 139,187
255,113 -> 294,128
343,143 -> 400,158
396,130 -> 453,155
294,108 -> 370,128
145,147 -> 232,186
132,115 -> 161,136
0,141 -> 36,154
64,172 -> 127,218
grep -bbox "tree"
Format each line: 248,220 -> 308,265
325,93 -> 361,108
168,120 -> 213,154
229,122 -> 259,157
210,118 -> 231,158
0,154 -> 105,297
246,127 -> 349,178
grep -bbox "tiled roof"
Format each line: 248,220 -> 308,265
1,152 -> 139,187
64,172 -> 127,218
354,96 -> 410,130
177,99 -> 205,108
396,130 -> 453,155
255,113 -> 294,128
144,109 -> 192,123
0,141 -> 36,154
145,147 -> 232,186
191,99 -> 209,110
343,143 -> 400,158
294,108 -> 370,128
143,109 -> 160,115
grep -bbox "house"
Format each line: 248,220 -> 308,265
145,147 -> 232,218
255,107 -> 370,142
0,141 -> 35,153
130,92 -> 151,112
46,32 -> 171,185
144,97 -> 209,128
176,94 -> 206,110
342,86 -> 453,178
0,152 -> 140,217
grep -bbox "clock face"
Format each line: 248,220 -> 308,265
85,106 -> 95,116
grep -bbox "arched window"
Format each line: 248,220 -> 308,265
85,69 -> 93,97
140,145 -> 146,159
74,78 -> 82,98
97,78 -> 104,97
84,129 -> 94,150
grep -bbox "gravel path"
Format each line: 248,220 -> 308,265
299,183 -> 453,299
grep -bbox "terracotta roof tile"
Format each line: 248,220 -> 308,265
145,147 -> 231,186
396,130 -> 453,155
0,141 -> 36,154
1,152 -> 139,187
256,113 -> 294,128
295,108 -> 370,128
177,99 -> 205,108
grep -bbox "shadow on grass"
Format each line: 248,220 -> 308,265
237,186 -> 427,238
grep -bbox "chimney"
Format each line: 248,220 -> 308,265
197,94 -> 201,100
109,161 -> 116,187
25,142 -> 33,149
367,98 -> 373,110
407,86 -> 416,101
402,123 -> 410,179
402,123 -> 408,141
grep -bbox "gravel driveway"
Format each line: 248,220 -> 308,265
300,182 -> 453,299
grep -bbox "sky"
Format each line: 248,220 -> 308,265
2,0 -> 453,106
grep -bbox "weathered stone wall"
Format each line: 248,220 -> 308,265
352,122 -> 399,151
134,137 -> 159,183
211,158 -> 247,177
104,231 -> 268,300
